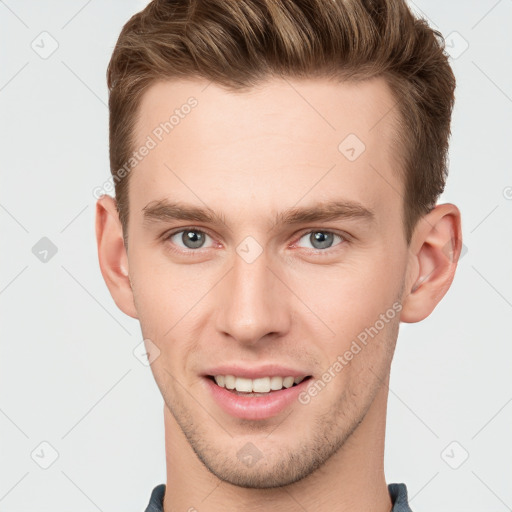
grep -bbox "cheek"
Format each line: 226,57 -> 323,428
131,257 -> 205,326
287,252 -> 404,349
130,260 -> 211,369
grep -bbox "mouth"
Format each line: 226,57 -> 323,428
203,373 -> 313,420
206,374 -> 313,397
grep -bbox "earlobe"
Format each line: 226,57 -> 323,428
400,203 -> 462,323
95,195 -> 138,319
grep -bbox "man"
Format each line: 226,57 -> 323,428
95,0 -> 462,510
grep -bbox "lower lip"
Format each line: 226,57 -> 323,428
203,376 -> 311,420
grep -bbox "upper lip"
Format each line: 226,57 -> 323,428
203,364 -> 311,380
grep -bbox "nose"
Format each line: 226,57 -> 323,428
215,248 -> 292,347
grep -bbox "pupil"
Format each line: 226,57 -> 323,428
311,231 -> 333,249
183,230 -> 204,249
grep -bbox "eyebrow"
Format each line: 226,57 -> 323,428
272,200 -> 375,229
142,198 -> 375,230
142,200 -> 227,226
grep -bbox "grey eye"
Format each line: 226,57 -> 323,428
297,231 -> 342,250
171,230 -> 211,250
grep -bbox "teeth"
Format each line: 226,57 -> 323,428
213,375 -> 306,393
283,376 -> 295,388
270,376 -> 283,390
235,377 -> 252,392
253,377 -> 271,393
224,375 -> 236,390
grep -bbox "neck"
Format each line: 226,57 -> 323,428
163,382 -> 392,512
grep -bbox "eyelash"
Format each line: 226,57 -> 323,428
162,227 -> 348,257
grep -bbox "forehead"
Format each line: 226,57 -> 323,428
129,76 -> 403,225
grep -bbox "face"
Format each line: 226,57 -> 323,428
124,76 -> 411,488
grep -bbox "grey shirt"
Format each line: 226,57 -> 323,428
143,482 -> 413,511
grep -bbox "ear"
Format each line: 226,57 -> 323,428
400,203 -> 462,323
95,195 -> 138,319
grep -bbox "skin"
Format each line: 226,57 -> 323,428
96,76 -> 462,512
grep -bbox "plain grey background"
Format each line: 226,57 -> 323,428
1,1 -> 511,511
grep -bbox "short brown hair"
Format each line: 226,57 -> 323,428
107,0 -> 455,244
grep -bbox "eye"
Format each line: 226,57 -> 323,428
167,228 -> 215,251
295,230 -> 345,251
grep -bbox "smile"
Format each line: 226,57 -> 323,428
210,375 -> 310,394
